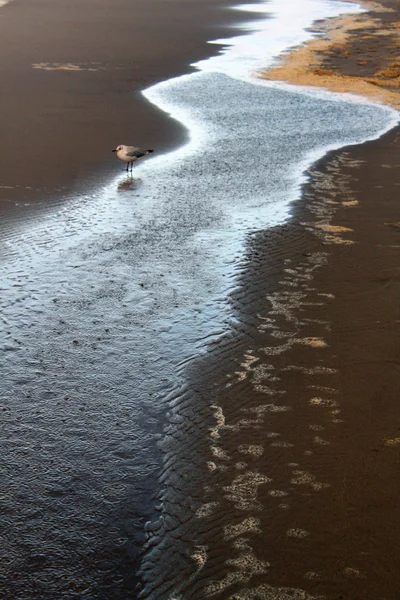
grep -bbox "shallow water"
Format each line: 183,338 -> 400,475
1,0 -> 398,598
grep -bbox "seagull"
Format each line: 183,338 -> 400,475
112,144 -> 154,171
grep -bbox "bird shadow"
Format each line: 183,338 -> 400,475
117,175 -> 142,193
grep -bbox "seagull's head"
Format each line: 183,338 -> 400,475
112,145 -> 125,153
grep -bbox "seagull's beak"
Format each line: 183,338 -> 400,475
112,148 -> 117,152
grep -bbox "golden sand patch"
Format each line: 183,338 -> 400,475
308,383 -> 337,393
287,528 -> 310,538
324,235 -> 356,245
230,583 -> 322,599
228,553 -> 269,573
304,571 -> 322,580
384,437 -> 400,446
205,551 -> 269,596
211,446 -> 230,460
343,566 -> 365,578
309,397 -> 338,407
236,462 -> 248,470
196,502 -> 219,518
283,365 -> 337,375
224,517 -> 262,540
191,546 -> 208,570
233,538 -> 254,551
291,469 -> 330,491
238,444 -> 264,457
268,489 -> 288,497
33,62 -> 102,72
247,404 -> 291,414
270,441 -> 294,448
295,336 -> 327,348
342,200 -> 359,206
236,352 -> 260,382
313,436 -> 330,445
224,471 -> 272,511
314,224 -> 353,233
260,3 -> 400,110
209,404 -> 225,439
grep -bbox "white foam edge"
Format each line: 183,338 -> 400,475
137,0 -> 399,223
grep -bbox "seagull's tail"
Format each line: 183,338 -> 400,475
146,149 -> 154,154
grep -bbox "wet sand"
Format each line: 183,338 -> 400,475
146,0 -> 400,596
156,126 -> 400,598
2,0 -> 400,597
137,0 -> 400,597
0,0 -> 258,216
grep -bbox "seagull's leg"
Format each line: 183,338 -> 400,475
126,162 -> 129,172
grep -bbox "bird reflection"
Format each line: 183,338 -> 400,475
117,175 -> 142,192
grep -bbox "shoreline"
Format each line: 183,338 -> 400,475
142,125 -> 400,598
138,1 -> 400,597
261,0 -> 400,110
0,0 -> 261,220
2,0 -> 400,597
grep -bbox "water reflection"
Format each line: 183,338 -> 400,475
118,175 -> 142,193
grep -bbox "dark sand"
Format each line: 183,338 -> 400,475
2,0 -> 400,597
158,2 -> 400,595
0,0 -> 258,216
171,126 -> 400,598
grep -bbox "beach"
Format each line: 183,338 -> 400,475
262,0 -> 400,109
141,127 -> 400,599
1,0 -> 400,599
0,0 -> 259,216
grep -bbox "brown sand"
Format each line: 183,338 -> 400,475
3,0 -> 400,596
142,0 -> 400,596
174,1 -> 400,596
0,0 -> 258,213
173,126 -> 400,599
261,0 -> 400,110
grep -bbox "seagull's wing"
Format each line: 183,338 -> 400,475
124,146 -> 146,159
